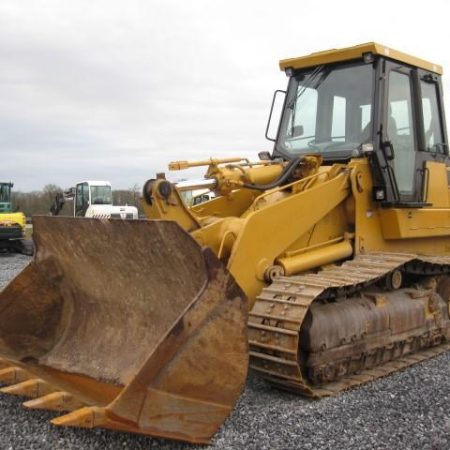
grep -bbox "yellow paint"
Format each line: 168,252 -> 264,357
379,209 -> 450,239
424,161 -> 449,207
279,42 -> 443,75
226,170 -> 350,303
169,157 -> 248,171
191,188 -> 258,219
141,44 -> 450,310
349,159 -> 450,255
141,179 -> 200,232
143,153 -> 450,307
277,240 -> 353,276
205,162 -> 284,195
0,212 -> 26,229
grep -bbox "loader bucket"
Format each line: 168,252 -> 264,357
0,216 -> 248,444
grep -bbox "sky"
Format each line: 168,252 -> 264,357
1,0 -> 450,191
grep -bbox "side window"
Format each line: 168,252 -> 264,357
331,96 -> 346,142
75,183 -> 89,217
421,80 -> 444,151
82,183 -> 89,205
75,184 -> 83,215
390,100 -> 412,136
387,71 -> 416,195
360,104 -> 371,133
193,194 -> 210,206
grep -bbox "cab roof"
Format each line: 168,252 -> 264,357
78,181 -> 111,186
279,42 -> 443,75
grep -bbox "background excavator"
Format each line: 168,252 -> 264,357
0,181 -> 34,255
0,42 -> 449,444
50,180 -> 139,219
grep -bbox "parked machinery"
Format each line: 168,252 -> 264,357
0,181 -> 33,255
50,180 -> 138,219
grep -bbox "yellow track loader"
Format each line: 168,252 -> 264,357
0,42 -> 450,444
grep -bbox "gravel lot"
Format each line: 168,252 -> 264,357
0,253 -> 449,450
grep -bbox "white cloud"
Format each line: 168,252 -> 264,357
1,0 -> 449,190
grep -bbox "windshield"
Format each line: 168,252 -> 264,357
276,62 -> 374,158
90,185 -> 113,205
0,183 -> 11,203
0,183 -> 12,212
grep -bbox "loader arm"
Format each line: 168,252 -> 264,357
226,169 -> 351,302
142,162 -> 352,306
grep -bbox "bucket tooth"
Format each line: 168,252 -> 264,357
24,391 -> 84,412
0,367 -> 29,385
0,378 -> 56,398
52,393 -> 232,444
52,407 -> 106,429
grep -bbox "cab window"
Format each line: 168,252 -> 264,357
387,70 -> 416,195
421,80 -> 444,151
75,183 -> 89,217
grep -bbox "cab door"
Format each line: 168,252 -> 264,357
383,62 -> 419,202
381,61 -> 448,205
75,183 -> 90,217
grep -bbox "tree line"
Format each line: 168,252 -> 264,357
12,184 -> 143,217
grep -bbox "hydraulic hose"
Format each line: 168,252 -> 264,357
242,157 -> 304,191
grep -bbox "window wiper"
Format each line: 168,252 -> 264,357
287,65 -> 329,110
288,65 -> 330,138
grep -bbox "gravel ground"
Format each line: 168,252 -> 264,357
0,253 -> 449,450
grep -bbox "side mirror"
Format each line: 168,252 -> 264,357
382,140 -> 395,161
258,151 -> 271,160
265,90 -> 286,142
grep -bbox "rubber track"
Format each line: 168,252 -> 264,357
248,252 -> 450,398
